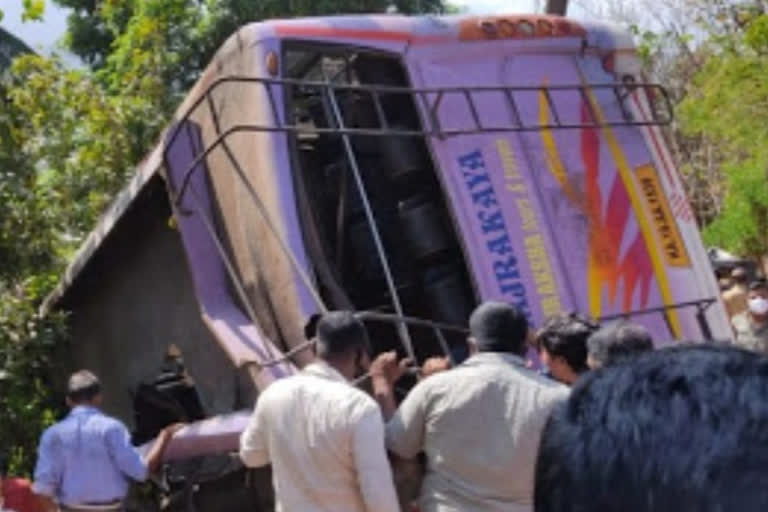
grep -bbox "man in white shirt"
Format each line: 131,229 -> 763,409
239,311 -> 400,512
373,302 -> 569,512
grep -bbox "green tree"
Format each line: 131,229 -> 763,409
0,278 -> 68,474
54,0 -> 444,69
679,13 -> 768,260
7,55 -> 143,240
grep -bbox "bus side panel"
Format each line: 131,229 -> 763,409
572,55 -> 730,341
409,42 -> 729,342
506,52 -> 684,342
408,44 -> 581,328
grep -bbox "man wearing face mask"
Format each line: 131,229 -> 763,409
732,280 -> 768,354
239,311 -> 400,512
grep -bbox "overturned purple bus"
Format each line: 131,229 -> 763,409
44,12 -> 731,510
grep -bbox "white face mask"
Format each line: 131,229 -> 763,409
748,297 -> 768,316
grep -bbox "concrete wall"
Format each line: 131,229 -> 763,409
58,177 -> 256,427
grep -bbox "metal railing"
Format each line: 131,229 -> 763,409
598,297 -> 719,342
255,311 -> 468,370
249,299 -> 723,382
169,76 -> 673,205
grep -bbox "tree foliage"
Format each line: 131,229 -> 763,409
677,7 -> 768,261
7,56 -> 143,238
55,0 -> 444,68
0,280 -> 68,474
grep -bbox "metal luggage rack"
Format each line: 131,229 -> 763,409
255,311 -> 469,372
163,75 -> 676,370
170,75 -> 674,203
252,298 -> 722,380
598,297 -> 719,342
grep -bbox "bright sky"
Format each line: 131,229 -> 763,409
0,0 -> 591,60
0,1 -> 69,55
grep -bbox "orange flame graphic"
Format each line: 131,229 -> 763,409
539,91 -> 654,318
581,102 -> 654,314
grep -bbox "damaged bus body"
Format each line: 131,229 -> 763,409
46,12 -> 731,510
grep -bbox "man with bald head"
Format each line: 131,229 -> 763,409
32,371 -> 180,512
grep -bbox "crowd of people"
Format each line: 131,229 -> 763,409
719,266 -> 768,352
11,293 -> 768,511
238,302 -> 767,512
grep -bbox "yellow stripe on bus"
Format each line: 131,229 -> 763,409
537,91 -> 603,319
578,71 -> 682,338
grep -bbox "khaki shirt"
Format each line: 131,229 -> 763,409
386,352 -> 569,512
722,284 -> 748,318
733,313 -> 768,354
239,361 -> 400,512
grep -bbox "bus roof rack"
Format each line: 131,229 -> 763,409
168,75 -> 674,207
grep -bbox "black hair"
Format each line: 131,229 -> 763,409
535,345 -> 768,512
315,311 -> 370,360
304,313 -> 322,340
0,453 -> 7,477
586,323 -> 653,367
469,301 -> 529,355
536,313 -> 596,374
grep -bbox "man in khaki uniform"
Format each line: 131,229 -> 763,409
733,280 -> 768,354
373,302 -> 569,512
722,267 -> 749,318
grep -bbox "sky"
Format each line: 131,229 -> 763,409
0,0 -> 590,60
0,1 -> 70,56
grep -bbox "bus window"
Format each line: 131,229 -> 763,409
283,44 -> 476,363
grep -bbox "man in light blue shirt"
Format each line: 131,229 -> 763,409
32,371 -> 181,512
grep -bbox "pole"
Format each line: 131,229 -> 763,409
545,0 -> 569,16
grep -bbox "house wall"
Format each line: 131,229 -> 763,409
58,178 -> 256,427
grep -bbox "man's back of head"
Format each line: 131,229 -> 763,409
315,311 -> 370,361
536,313 -> 596,384
586,323 -> 653,368
67,370 -> 102,405
535,345 -> 768,512
242,310 -> 402,512
468,301 -> 529,355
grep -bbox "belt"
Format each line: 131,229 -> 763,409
61,501 -> 122,512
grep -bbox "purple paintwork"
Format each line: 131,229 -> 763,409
163,121 -> 296,381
